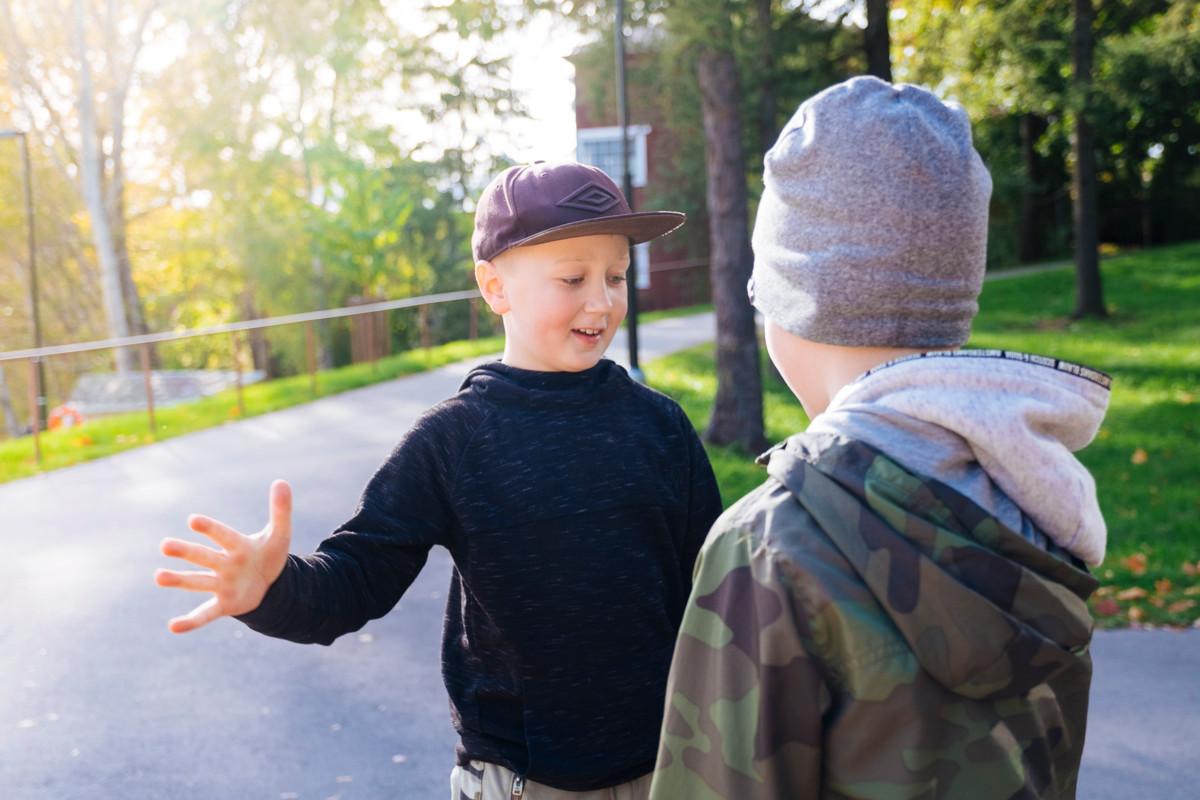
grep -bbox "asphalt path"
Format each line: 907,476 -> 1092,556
0,316 -> 713,800
1,311 -> 1195,799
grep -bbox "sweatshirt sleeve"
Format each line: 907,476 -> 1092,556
649,520 -> 829,800
235,406 -> 467,645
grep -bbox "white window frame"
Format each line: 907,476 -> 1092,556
633,241 -> 651,290
576,124 -> 652,188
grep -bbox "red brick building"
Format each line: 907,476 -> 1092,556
569,42 -> 711,312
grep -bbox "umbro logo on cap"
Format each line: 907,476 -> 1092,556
557,182 -> 621,214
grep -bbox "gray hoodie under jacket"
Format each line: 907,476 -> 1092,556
805,349 -> 1113,566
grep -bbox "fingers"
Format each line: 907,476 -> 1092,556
160,538 -> 225,570
155,569 -> 218,593
268,479 -> 292,538
167,597 -> 222,634
187,514 -> 242,550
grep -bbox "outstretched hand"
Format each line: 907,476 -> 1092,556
155,479 -> 293,634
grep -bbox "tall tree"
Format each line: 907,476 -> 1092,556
73,0 -> 133,370
864,0 -> 892,81
0,0 -> 162,371
755,0 -> 778,155
1071,0 -> 1105,318
1017,112 -> 1047,263
687,4 -> 766,453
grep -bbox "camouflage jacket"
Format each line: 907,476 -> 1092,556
649,433 -> 1098,800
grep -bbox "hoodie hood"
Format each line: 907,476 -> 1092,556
763,433 -> 1099,701
805,350 -> 1112,565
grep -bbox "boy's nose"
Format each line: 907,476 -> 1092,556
584,282 -> 617,313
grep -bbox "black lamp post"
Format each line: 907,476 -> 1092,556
1,129 -> 47,428
614,0 -> 643,382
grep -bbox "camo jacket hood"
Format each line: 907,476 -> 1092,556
650,434 -> 1099,800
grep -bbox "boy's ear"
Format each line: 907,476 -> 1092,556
474,259 -> 510,315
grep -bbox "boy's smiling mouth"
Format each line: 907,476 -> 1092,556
572,326 -> 605,344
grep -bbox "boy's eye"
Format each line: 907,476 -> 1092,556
561,277 -> 585,286
608,274 -> 628,285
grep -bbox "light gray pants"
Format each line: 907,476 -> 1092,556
451,760 -> 652,800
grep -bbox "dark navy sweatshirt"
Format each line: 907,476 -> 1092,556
235,358 -> 723,791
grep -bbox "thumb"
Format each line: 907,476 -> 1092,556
267,479 -> 293,543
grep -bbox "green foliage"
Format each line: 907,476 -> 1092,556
2,0 -> 524,422
892,0 -> 1200,261
646,242 -> 1200,629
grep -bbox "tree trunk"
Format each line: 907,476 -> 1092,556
74,0 -> 134,371
1071,0 -> 1106,318
865,0 -> 892,82
1140,169 -> 1154,248
755,0 -> 786,388
296,76 -> 334,371
756,0 -> 777,156
1018,113 -> 1044,263
109,119 -> 146,337
104,0 -> 150,344
696,46 -> 767,454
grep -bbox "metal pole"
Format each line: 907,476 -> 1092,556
419,305 -> 432,350
615,0 -> 642,382
27,358 -> 41,466
2,130 -> 47,427
366,310 -> 377,374
305,321 -> 318,397
233,333 -> 246,417
140,344 -> 156,435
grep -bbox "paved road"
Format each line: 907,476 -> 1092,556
1,311 -> 1195,799
0,316 -> 713,800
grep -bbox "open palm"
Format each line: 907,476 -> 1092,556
155,480 -> 293,633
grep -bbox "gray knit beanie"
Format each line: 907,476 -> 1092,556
750,76 -> 993,348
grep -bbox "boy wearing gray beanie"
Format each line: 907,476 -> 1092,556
650,76 -> 1111,799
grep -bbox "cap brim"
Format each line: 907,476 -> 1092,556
504,211 -> 686,254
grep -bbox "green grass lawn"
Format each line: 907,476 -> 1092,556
645,242 -> 1200,630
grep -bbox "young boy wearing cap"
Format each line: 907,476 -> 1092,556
650,77 -> 1110,799
155,161 -> 722,799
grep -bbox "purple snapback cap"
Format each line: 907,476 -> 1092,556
471,161 -> 686,262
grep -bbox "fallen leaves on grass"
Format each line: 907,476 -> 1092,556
1168,600 -> 1196,615
1122,553 -> 1148,575
1094,598 -> 1120,617
1117,587 -> 1148,601
1131,447 -> 1149,465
